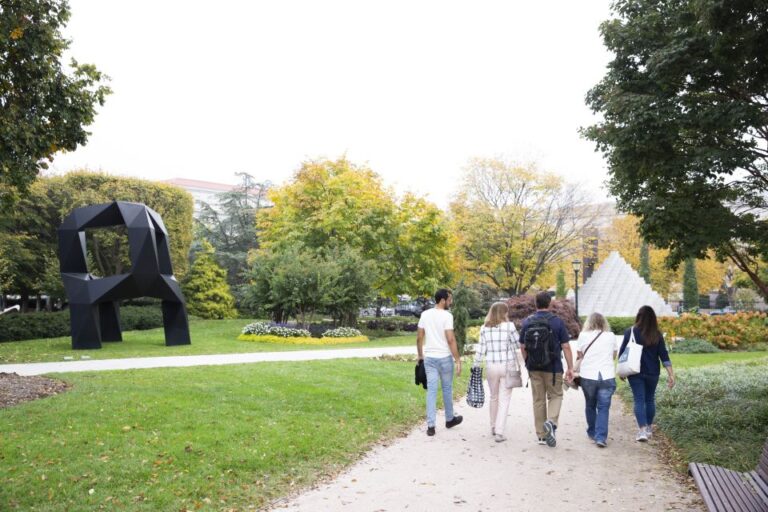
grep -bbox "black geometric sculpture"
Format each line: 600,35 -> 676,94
58,201 -> 191,349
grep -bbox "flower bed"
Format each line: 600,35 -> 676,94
238,322 -> 368,344
237,334 -> 368,345
660,312 -> 768,350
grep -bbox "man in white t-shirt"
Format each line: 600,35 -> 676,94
417,288 -> 463,436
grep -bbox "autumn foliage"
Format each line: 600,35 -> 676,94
505,295 -> 581,340
660,312 -> 768,350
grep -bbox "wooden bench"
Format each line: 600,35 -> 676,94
689,439 -> 768,511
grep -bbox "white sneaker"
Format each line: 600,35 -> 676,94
494,434 -> 507,443
636,429 -> 648,442
645,426 -> 653,439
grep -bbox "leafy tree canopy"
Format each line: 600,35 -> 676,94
1,0 -> 111,207
258,157 -> 454,299
584,0 -> 768,298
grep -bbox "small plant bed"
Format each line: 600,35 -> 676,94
238,322 -> 368,345
617,355 -> 768,473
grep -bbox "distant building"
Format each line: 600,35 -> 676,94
161,178 -> 271,216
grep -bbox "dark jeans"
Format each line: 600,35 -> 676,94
580,375 -> 616,443
627,374 -> 660,427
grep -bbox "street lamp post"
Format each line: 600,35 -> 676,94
572,259 -> 582,319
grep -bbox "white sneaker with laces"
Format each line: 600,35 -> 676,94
636,429 -> 648,442
645,426 -> 653,439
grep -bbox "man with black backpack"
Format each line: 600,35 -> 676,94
520,292 -> 574,447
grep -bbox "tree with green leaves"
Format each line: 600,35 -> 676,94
258,157 -> 454,301
182,241 -> 237,319
451,284 -> 480,355
683,258 -> 699,311
195,172 -> 269,306
244,243 -> 374,327
0,0 -> 111,207
555,269 -> 566,299
584,0 -> 768,299
639,242 -> 650,284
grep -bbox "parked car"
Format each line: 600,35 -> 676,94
395,299 -> 434,317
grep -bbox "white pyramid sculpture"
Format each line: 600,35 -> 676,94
578,251 -> 675,317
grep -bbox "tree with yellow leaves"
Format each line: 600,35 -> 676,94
450,158 -> 598,296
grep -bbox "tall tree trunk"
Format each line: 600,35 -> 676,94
726,243 -> 768,301
21,293 -> 29,313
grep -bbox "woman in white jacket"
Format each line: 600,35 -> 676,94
575,312 -> 617,448
473,302 -> 520,443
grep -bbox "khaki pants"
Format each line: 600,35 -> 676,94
529,371 -> 564,438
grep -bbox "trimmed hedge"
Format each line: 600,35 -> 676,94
364,317 -> 418,332
669,338 -> 720,353
0,306 -> 165,342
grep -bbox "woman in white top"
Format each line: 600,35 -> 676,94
473,301 -> 520,443
576,312 -> 617,448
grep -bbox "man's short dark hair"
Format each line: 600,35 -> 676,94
535,291 -> 552,309
435,288 -> 452,304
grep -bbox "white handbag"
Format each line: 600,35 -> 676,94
617,328 -> 643,378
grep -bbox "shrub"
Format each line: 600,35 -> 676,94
506,296 -> 581,339
364,317 -> 418,332
323,327 -> 363,338
182,241 -> 238,319
605,317 -> 636,335
0,305 -> 166,342
467,326 -> 481,343
660,312 -> 768,350
669,338 -> 720,353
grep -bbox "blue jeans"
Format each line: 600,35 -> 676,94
580,374 -> 616,443
627,374 -> 660,427
425,356 -> 455,427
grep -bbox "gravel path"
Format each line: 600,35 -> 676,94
271,377 -> 704,512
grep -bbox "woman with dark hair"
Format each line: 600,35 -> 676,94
619,306 -> 676,442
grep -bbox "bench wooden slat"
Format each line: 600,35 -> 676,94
691,463 -> 766,512
716,465 -> 764,511
691,463 -> 722,512
746,471 -> 768,506
690,439 -> 768,512
699,464 -> 738,512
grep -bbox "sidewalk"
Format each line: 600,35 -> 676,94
272,379 -> 703,512
0,346 -> 416,376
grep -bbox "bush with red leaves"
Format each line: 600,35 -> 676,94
506,295 -> 581,339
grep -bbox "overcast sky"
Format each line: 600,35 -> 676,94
51,0 -> 616,208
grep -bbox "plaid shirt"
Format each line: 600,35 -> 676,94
474,321 -> 520,366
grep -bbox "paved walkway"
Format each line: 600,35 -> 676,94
271,375 -> 704,512
0,346 -> 415,376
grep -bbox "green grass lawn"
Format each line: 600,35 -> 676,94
1,359 -> 468,511
0,319 -> 415,364
670,351 -> 768,368
617,353 -> 768,473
